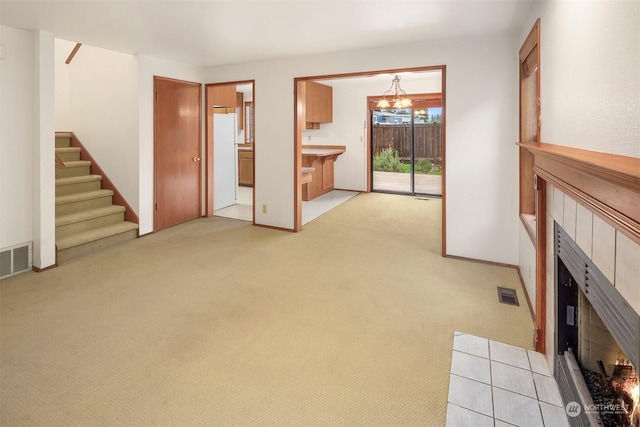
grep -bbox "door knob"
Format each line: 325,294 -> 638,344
193,157 -> 200,162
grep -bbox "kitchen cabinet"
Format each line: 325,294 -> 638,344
211,84 -> 236,108
238,149 -> 254,187
304,81 -> 332,129
301,146 -> 345,200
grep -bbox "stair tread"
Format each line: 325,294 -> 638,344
55,147 -> 81,153
56,205 -> 126,226
62,160 -> 91,167
56,222 -> 138,250
56,189 -> 113,205
56,175 -> 102,186
56,132 -> 72,137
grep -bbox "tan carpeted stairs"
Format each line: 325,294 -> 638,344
55,133 -> 138,263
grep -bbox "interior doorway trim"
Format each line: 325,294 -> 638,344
205,80 -> 256,222
293,66 -> 447,256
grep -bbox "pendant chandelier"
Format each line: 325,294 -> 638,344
377,75 -> 412,109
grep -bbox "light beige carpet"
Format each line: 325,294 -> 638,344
0,193 -> 534,426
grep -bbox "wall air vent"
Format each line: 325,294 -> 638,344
0,242 -> 32,279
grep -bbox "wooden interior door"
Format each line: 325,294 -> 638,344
154,77 -> 202,231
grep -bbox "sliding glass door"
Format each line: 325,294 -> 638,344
371,102 -> 442,196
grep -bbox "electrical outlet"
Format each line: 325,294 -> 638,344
308,135 -> 311,141
262,204 -> 267,214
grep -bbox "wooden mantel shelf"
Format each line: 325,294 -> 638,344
518,141 -> 640,242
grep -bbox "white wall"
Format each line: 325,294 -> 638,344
137,56 -> 204,235
1,26 -> 34,250
54,39 -> 72,130
521,1 -> 639,157
301,73 -> 442,191
518,224 -> 536,313
205,35 -> 521,264
518,0 -> 640,370
55,39 -> 140,215
32,31 -> 56,269
0,27 -> 55,269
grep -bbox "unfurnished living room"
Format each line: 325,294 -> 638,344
1,1 -> 638,426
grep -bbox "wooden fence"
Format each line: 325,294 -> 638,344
372,123 -> 442,162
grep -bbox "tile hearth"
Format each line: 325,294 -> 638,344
446,331 -> 569,427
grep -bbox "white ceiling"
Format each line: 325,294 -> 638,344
0,0 -> 533,68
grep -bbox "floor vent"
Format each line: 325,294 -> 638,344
414,197 -> 430,201
0,242 -> 32,279
497,286 -> 519,306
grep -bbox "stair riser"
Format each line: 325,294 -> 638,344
55,137 -> 71,148
56,152 -> 81,162
56,212 -> 125,239
56,166 -> 90,179
56,196 -> 113,216
56,180 -> 102,196
54,132 -> 138,263
56,229 -> 138,263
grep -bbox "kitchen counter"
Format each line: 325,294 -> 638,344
301,147 -> 345,156
301,145 -> 346,201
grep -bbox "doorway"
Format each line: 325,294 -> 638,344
370,96 -> 442,196
154,76 -> 202,231
205,81 -> 255,223
293,67 -> 447,257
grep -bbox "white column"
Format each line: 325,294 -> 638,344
32,30 -> 56,269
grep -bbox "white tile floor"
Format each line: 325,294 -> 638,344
214,187 -> 359,225
446,331 -> 569,427
214,186 -> 253,222
302,190 -> 359,224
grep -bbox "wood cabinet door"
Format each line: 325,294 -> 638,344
154,77 -> 201,231
238,151 -> 254,186
211,84 -> 236,108
305,81 -> 333,123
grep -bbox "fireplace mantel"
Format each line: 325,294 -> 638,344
518,142 -> 640,243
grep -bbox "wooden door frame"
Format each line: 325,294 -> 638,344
293,66 -> 447,256
519,19 -> 544,353
153,76 -> 202,232
205,80 -> 256,222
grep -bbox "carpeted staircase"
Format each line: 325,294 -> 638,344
55,133 -> 138,263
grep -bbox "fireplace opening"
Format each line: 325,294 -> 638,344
555,224 -> 640,426
558,257 -> 639,426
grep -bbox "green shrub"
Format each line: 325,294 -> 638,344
429,164 -> 442,175
373,148 -> 406,173
415,158 -> 433,173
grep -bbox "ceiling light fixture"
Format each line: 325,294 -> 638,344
377,75 -> 412,109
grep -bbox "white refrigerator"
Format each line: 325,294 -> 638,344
213,113 -> 237,210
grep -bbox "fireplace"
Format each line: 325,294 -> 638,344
555,223 -> 640,426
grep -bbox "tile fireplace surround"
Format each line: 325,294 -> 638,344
513,142 -> 640,426
543,184 -> 640,372
516,142 -> 640,371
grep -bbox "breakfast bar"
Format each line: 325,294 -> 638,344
301,145 -> 346,201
